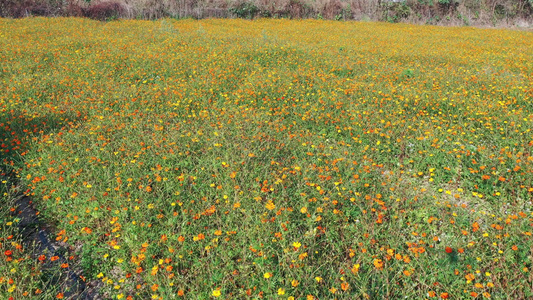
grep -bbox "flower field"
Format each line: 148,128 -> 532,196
1,17 -> 533,299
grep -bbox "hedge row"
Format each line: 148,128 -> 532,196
1,0 -> 532,25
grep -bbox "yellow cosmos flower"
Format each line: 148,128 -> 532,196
265,201 -> 276,210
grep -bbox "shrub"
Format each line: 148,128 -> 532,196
64,0 -> 85,17
84,1 -> 125,21
229,1 -> 259,19
437,0 -> 459,14
321,0 -> 343,19
279,0 -> 315,19
0,0 -> 55,18
382,1 -> 411,22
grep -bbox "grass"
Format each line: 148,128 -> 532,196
1,17 -> 532,299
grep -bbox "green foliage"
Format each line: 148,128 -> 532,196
457,12 -> 470,25
229,1 -> 260,19
401,68 -> 415,79
383,1 -> 411,23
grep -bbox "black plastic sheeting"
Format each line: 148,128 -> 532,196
14,194 -> 100,299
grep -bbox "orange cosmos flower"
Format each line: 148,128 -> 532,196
373,259 -> 384,269
341,282 -> 350,291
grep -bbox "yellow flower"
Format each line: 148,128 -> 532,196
278,288 -> 285,295
265,201 -> 276,211
315,276 -> 322,282
293,242 -> 301,249
351,264 -> 360,274
264,272 -> 272,279
212,289 -> 221,297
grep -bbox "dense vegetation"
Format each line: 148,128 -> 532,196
1,18 -> 533,299
0,0 -> 532,26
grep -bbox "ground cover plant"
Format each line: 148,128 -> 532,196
1,17 -> 532,299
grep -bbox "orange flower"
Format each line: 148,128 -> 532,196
341,282 -> 349,291
291,279 -> 300,287
403,255 -> 411,263
445,247 -> 453,254
373,259 -> 384,270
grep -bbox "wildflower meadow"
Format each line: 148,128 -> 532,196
1,17 -> 532,299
